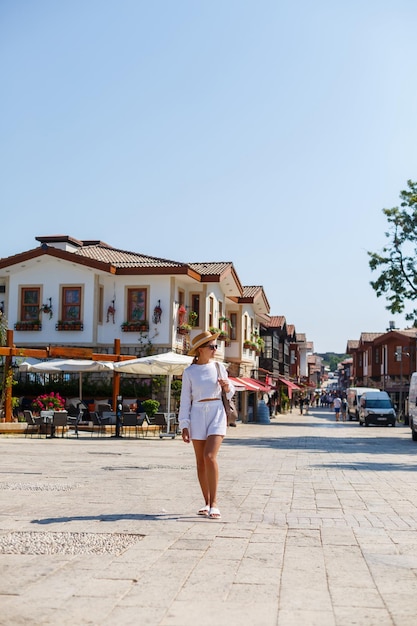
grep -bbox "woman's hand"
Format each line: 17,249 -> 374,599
218,378 -> 230,393
181,428 -> 190,443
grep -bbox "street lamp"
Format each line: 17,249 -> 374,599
394,348 -> 410,421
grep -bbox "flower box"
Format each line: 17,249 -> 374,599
121,321 -> 149,332
177,324 -> 191,335
56,321 -> 84,331
14,321 -> 42,331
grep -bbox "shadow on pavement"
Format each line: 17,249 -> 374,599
31,512 -> 179,525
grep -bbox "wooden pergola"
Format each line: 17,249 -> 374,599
0,330 -> 136,422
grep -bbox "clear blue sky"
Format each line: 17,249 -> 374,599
1,0 -> 417,354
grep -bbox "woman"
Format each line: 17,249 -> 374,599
178,330 -> 235,519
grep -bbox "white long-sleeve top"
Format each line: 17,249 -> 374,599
178,361 -> 235,431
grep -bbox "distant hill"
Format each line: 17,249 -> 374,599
318,353 -> 348,371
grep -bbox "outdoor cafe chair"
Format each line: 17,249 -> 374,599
122,413 -> 139,438
136,413 -> 147,438
24,410 -> 42,438
51,411 -> 69,438
90,411 -> 115,437
67,410 -> 83,438
153,413 -> 168,436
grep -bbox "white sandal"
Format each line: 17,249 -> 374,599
197,505 -> 210,516
209,507 -> 221,519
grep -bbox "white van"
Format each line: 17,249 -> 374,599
346,387 -> 378,421
358,391 -> 396,427
408,372 -> 417,441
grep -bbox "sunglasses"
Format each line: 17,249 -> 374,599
206,344 -> 218,350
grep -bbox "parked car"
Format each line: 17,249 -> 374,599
346,387 -> 378,421
408,372 -> 417,441
358,391 -> 396,427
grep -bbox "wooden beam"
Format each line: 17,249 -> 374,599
0,348 -> 49,358
49,346 -> 94,359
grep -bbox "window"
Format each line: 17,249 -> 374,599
264,336 -> 272,359
21,287 -> 40,321
230,312 -> 237,340
127,288 -> 147,322
209,297 -> 214,328
191,293 -> 200,327
218,301 -> 223,320
98,286 -> 104,324
375,348 -> 380,364
62,287 -> 82,321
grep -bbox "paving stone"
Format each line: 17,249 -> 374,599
2,410 -> 417,625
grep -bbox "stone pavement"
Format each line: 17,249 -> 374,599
1,407 -> 417,626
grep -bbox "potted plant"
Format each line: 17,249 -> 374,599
56,320 -> 83,331
40,298 -> 53,319
188,311 -> 198,328
219,316 -> 232,329
11,397 -> 20,422
15,320 -> 42,331
121,320 -> 149,332
256,337 -> 265,352
142,399 -> 160,419
32,392 -> 66,413
178,323 -> 192,335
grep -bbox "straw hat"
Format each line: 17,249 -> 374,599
188,330 -> 220,356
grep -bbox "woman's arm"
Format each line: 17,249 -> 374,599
178,368 -> 192,431
218,363 -> 235,399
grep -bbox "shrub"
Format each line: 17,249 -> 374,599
142,399 -> 160,418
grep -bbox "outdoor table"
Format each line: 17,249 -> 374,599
40,410 -> 68,438
40,411 -> 54,437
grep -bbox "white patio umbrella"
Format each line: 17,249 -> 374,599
19,359 -> 114,400
113,351 -> 193,436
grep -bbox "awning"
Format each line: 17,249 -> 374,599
239,377 -> 271,391
228,377 -> 247,391
278,377 -> 301,391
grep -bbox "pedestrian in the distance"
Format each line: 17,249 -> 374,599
178,330 -> 235,520
341,397 -> 348,422
333,395 -> 342,422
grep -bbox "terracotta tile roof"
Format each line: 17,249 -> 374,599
74,244 -> 186,269
360,332 -> 384,343
346,339 -> 359,351
347,339 -> 359,350
188,261 -> 234,275
287,324 -> 295,335
296,333 -> 306,342
268,315 -> 286,329
397,328 -> 417,337
242,286 -> 263,298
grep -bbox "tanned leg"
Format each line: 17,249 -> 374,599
203,435 -> 224,508
192,439 -> 209,505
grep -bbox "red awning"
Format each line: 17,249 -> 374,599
228,377 -> 248,391
278,377 -> 301,391
229,377 -> 270,391
239,377 -> 271,392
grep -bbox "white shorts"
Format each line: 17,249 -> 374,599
190,400 -> 227,440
